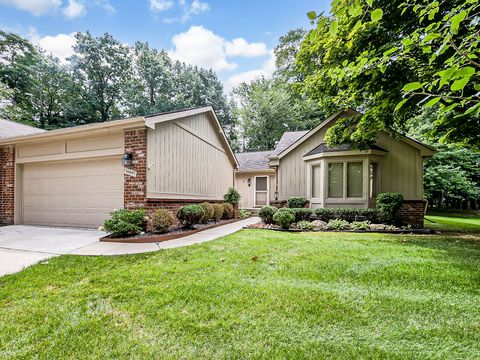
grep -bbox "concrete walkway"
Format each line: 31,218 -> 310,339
0,217 -> 260,276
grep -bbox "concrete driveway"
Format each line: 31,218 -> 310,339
0,225 -> 104,276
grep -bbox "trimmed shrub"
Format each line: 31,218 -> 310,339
222,203 -> 234,219
376,192 -> 404,224
103,209 -> 147,238
360,208 -> 379,223
288,196 -> 307,208
212,203 -> 224,222
259,205 -> 278,224
199,202 -> 214,223
326,219 -> 351,230
351,221 -> 371,230
297,220 -> 313,231
292,208 -> 313,222
151,209 -> 175,233
315,208 -> 335,222
273,208 -> 295,229
337,208 -> 359,222
177,205 -> 205,228
224,187 -> 241,204
238,209 -> 252,219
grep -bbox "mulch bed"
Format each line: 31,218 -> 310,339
101,218 -> 241,243
244,222 -> 435,234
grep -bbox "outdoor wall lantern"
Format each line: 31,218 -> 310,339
122,152 -> 133,166
247,178 -> 251,187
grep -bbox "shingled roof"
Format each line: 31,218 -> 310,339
271,131 -> 308,155
0,119 -> 45,139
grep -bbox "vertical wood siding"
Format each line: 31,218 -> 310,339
147,113 -> 234,199
235,172 -> 276,208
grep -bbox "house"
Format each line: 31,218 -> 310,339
0,118 -> 46,138
234,109 -> 436,226
0,107 -> 238,228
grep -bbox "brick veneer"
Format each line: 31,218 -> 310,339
0,146 -> 15,225
397,200 -> 426,228
123,128 -> 236,231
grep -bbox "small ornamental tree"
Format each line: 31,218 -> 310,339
224,187 -> 241,205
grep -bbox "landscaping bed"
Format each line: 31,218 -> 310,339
101,218 -> 240,243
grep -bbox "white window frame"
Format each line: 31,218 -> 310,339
254,175 -> 270,207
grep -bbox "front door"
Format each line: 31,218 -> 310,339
254,176 -> 269,207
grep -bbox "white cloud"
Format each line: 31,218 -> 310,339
149,0 -> 174,12
0,0 -> 61,16
190,0 -> 208,14
29,29 -> 77,63
169,25 -> 238,72
62,0 -> 85,19
225,38 -> 269,58
96,0 -> 115,14
160,0 -> 209,23
224,50 -> 276,92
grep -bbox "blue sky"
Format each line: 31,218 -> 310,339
0,0 -> 330,91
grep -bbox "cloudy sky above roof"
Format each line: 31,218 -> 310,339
0,0 -> 328,92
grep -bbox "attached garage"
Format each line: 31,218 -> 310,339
22,158 -> 123,228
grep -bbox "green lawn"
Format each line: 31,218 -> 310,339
1,229 -> 480,359
425,210 -> 480,232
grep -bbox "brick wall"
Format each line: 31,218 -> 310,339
0,146 -> 15,225
123,128 -> 236,231
397,200 -> 426,228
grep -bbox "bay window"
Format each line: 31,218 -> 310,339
327,161 -> 364,198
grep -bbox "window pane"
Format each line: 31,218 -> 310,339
256,177 -> 267,191
347,162 -> 363,198
328,163 -> 343,198
370,162 -> 378,198
312,165 -> 321,198
255,192 -> 267,206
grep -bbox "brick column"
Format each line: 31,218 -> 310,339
397,200 -> 426,228
124,129 -> 147,210
0,146 -> 15,225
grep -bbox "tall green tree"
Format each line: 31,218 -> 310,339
72,32 -> 131,122
297,0 -> 480,149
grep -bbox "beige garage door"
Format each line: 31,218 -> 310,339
22,158 -> 124,228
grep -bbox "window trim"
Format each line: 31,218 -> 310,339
254,175 -> 269,207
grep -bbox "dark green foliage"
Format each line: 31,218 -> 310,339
360,208 -> 379,223
224,187 -> 241,205
151,209 -> 175,233
222,203 -> 234,219
336,208 -> 359,222
259,205 -> 278,224
102,209 -> 147,237
273,208 -> 295,229
177,205 -> 205,229
315,208 -> 335,222
376,193 -> 404,224
351,221 -> 371,231
199,202 -> 214,223
292,208 -> 313,222
287,196 -> 307,208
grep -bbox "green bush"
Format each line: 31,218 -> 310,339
177,205 -> 205,228
376,192 -> 404,224
103,209 -> 147,238
224,187 -> 241,204
199,202 -> 214,223
351,221 -> 371,231
292,208 -> 313,222
212,203 -> 224,222
151,209 -> 175,233
273,208 -> 295,229
297,220 -> 313,231
287,196 -> 307,208
222,203 -> 235,219
326,219 -> 351,230
315,208 -> 335,222
360,208 -> 379,223
238,209 -> 252,219
337,208 -> 359,222
259,205 -> 278,224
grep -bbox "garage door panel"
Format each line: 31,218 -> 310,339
22,158 -> 124,228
